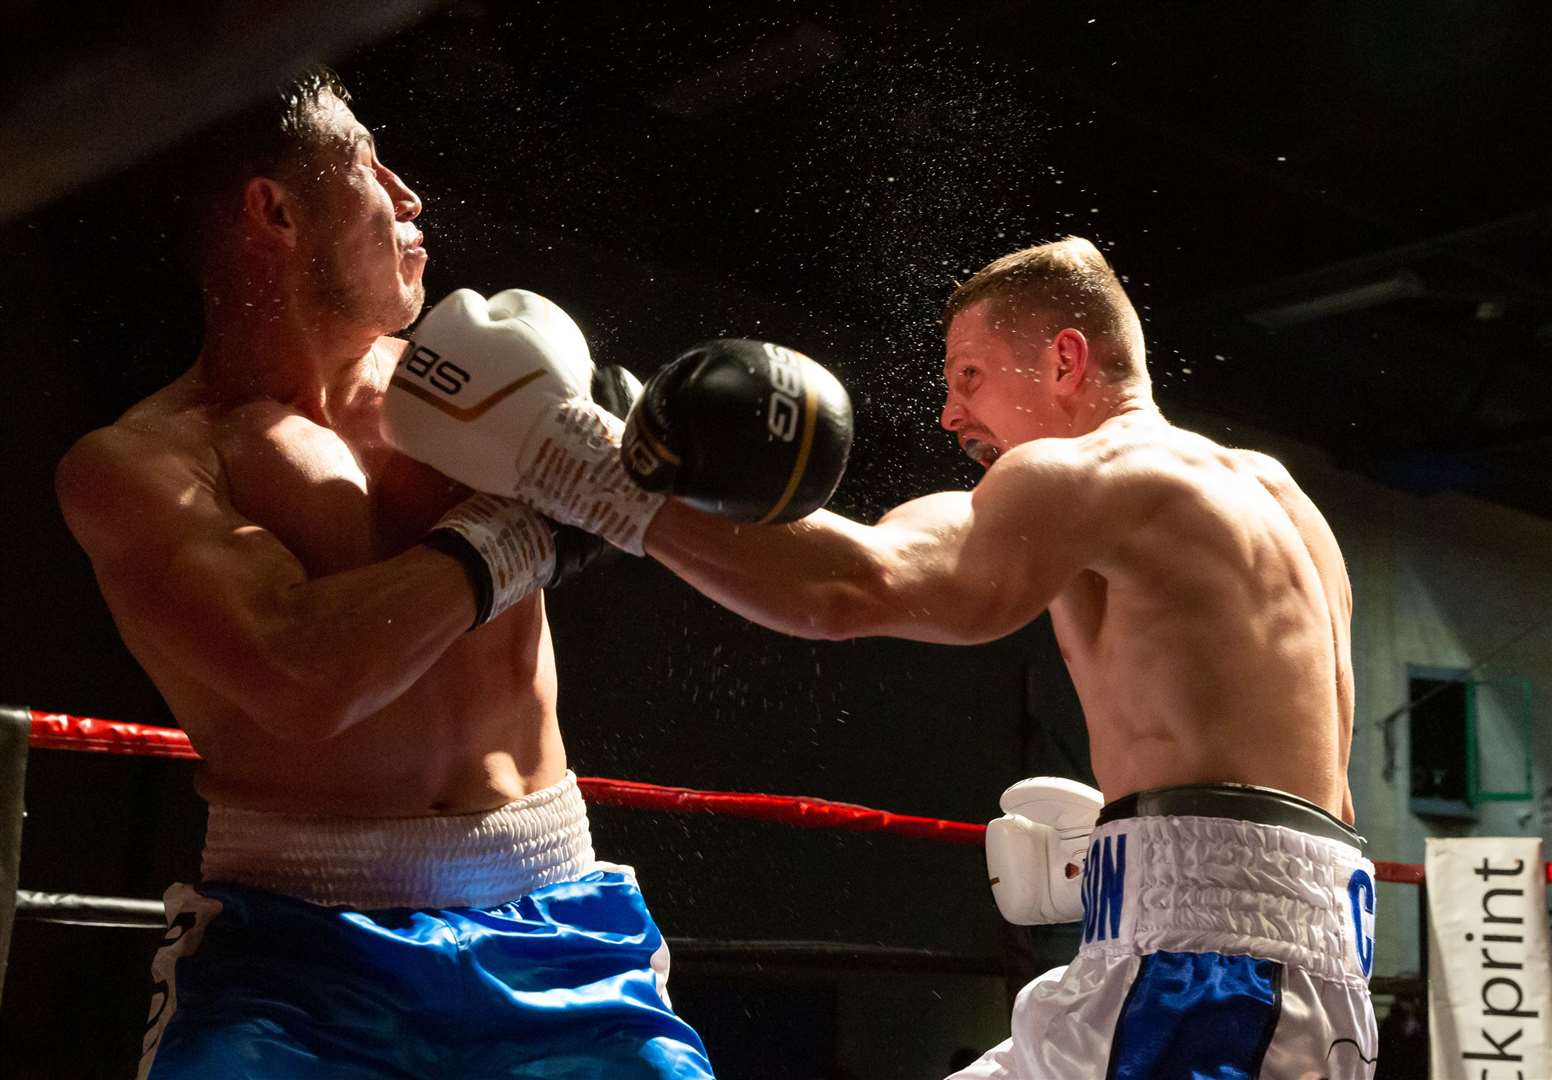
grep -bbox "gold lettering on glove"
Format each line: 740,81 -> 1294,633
393,343 -> 547,421
759,343 -> 820,525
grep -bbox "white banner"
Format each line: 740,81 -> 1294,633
1427,836 -> 1552,1080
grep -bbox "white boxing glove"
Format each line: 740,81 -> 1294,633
985,777 -> 1104,925
383,289 -> 665,554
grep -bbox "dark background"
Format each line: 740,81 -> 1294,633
3,1 -> 1550,1076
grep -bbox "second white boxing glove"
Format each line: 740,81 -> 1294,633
383,289 -> 664,554
985,777 -> 1104,925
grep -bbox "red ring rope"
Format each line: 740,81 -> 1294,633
25,710 -> 983,845
29,711 -> 202,760
24,709 -> 1514,883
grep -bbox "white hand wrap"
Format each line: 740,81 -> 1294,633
383,289 -> 665,555
985,777 -> 1104,925
428,494 -> 557,628
518,401 -> 665,556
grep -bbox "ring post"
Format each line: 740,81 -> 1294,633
0,705 -> 30,1008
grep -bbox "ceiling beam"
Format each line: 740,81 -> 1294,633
1156,206 -> 1552,326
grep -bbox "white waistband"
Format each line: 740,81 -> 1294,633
1077,814 -> 1377,987
200,771 -> 596,910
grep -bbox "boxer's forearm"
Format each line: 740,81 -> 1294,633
647,503 -> 882,639
254,545 -> 480,739
645,499 -> 994,643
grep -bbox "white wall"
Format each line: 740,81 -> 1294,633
1258,433 -> 1552,978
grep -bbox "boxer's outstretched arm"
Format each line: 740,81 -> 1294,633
57,427 -> 477,741
647,443 -> 1151,644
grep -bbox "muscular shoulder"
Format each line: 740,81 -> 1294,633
1222,445 -> 1299,494
976,425 -> 1184,568
56,399 -> 224,563
1053,417 -> 1309,508
984,417 -> 1300,577
990,417 -> 1192,513
1228,446 -> 1350,593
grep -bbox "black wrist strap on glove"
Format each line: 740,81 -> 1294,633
547,524 -> 617,587
423,528 -> 495,629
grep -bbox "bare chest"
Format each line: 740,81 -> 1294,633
217,410 -> 463,576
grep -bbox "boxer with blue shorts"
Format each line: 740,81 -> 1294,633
140,774 -> 713,1079
59,61 -> 850,1080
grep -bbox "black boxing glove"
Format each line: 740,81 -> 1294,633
547,364 -> 645,585
594,364 -> 646,421
620,339 -> 853,523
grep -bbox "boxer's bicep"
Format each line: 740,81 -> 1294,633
870,478 -> 1070,642
864,492 -> 1015,642
58,431 -> 311,712
901,453 -> 1155,642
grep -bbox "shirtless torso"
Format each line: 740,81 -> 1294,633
646,409 -> 1354,821
57,337 -> 564,817
1041,413 -> 1353,819
639,240 -> 1374,1078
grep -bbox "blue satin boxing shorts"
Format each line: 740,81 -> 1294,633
138,774 -> 714,1078
138,870 -> 714,1079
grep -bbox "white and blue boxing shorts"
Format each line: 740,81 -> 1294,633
951,785 -> 1378,1080
138,772 -> 715,1079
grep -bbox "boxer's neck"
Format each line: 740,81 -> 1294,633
197,277 -> 384,426
1061,385 -> 1159,438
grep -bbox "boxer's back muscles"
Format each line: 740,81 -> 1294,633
56,341 -> 563,817
1046,414 -> 1354,820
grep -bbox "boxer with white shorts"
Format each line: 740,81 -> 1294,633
610,237 -> 1378,1076
962,784 -> 1376,1078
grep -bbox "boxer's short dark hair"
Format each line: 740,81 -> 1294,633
944,237 -> 1147,384
178,66 -> 351,271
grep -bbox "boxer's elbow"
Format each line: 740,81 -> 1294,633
244,654 -> 361,743
242,629 -> 378,742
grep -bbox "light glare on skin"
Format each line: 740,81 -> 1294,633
296,93 -> 426,335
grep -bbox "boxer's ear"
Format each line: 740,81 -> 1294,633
1051,328 -> 1090,397
241,177 -> 300,250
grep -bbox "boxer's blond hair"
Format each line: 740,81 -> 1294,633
945,237 -> 1148,387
